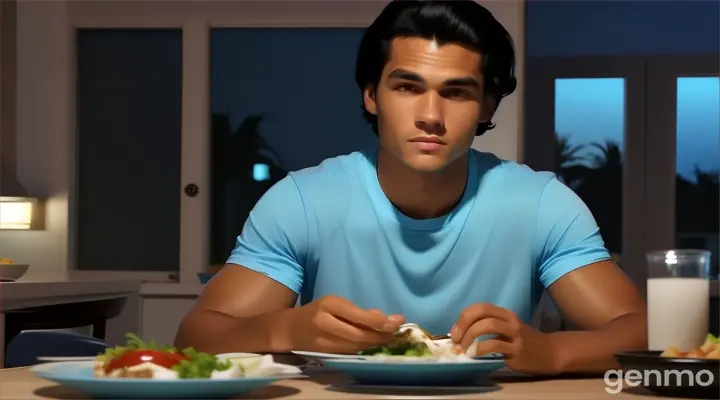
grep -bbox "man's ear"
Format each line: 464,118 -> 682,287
363,86 -> 378,115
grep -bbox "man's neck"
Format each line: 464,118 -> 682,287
376,147 -> 469,220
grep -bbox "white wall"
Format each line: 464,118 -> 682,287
1,0 -> 526,279
1,1 -> 72,281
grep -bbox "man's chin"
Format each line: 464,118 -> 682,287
402,156 -> 450,173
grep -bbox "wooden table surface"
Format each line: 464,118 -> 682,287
0,366 -> 692,399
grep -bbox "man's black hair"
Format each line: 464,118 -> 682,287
355,0 -> 517,136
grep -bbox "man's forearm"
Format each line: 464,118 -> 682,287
549,312 -> 647,374
174,308 -> 296,354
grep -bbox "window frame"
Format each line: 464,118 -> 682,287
644,55 -> 720,261
55,1 -> 525,284
64,1 -> 406,284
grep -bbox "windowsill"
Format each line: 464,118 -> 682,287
140,282 -> 204,298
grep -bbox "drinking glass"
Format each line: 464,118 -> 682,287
646,249 -> 711,351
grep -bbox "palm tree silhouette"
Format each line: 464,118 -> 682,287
553,132 -> 592,189
571,139 -> 623,253
210,113 -> 287,265
588,140 -> 623,170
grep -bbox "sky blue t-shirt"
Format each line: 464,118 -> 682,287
227,147 -> 611,335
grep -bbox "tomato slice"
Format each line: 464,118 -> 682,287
105,350 -> 188,373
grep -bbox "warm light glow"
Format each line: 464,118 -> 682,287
0,198 -> 34,229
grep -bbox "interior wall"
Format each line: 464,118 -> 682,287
1,0 -> 71,280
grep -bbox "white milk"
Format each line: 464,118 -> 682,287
647,278 -> 709,351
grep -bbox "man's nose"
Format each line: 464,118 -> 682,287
414,92 -> 446,134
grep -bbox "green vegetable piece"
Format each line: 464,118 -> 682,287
172,352 -> 232,379
404,349 -> 420,356
358,347 -> 383,356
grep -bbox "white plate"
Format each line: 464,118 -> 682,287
31,361 -> 303,399
291,351 -> 368,361
215,352 -> 262,360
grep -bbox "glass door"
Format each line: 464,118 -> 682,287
646,55 -> 720,281
524,56 -> 648,292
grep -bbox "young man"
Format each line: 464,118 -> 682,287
176,0 -> 647,375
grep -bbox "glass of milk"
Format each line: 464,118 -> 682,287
646,249 -> 711,352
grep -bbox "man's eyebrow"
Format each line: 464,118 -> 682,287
387,68 -> 480,88
443,77 -> 481,89
387,68 -> 425,83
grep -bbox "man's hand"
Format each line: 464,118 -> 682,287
283,295 -> 406,354
451,303 -> 562,375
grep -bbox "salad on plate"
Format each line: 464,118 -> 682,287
358,323 -> 493,362
93,333 -> 300,379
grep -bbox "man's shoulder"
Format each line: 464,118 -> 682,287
284,150 -> 370,213
471,149 -> 557,193
289,150 -> 367,189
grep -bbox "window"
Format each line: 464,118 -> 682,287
75,29 -> 182,273
208,28 -> 375,266
525,55 -> 720,290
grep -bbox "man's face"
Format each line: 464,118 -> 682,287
364,37 -> 494,173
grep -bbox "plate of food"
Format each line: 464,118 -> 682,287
31,333 -> 304,399
292,323 -> 501,364
614,333 -> 720,399
318,323 -> 505,386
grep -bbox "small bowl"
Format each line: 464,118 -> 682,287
0,264 -> 29,282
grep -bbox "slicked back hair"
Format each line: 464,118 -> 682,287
355,0 -> 517,136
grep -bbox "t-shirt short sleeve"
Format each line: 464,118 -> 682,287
226,175 -> 308,294
535,177 -> 612,289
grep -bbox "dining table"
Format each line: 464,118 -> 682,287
0,364 -> 697,399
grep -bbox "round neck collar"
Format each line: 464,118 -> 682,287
361,148 -> 479,232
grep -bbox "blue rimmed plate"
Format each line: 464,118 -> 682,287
291,350 -> 368,362
321,357 -> 504,386
31,361 -> 303,399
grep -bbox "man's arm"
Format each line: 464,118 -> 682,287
174,176 -> 307,354
546,260 -> 646,373
535,178 -> 646,374
174,266 -> 299,354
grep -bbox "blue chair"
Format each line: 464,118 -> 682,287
5,330 -> 110,368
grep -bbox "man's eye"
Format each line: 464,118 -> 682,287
444,88 -> 473,99
396,84 -> 420,93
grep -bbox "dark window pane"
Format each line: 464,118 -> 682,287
209,28 -> 375,266
674,77 -> 719,278
76,29 -> 182,271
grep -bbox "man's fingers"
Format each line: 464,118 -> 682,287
317,311 -> 396,344
452,303 -> 514,343
459,318 -> 515,350
468,338 -> 517,358
325,298 -> 402,333
314,335 -> 383,354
